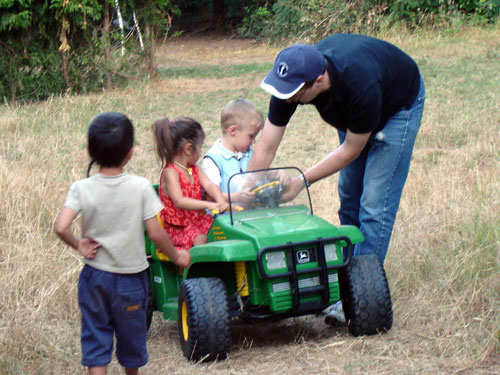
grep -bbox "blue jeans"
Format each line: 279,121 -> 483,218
337,76 -> 425,263
78,265 -> 149,368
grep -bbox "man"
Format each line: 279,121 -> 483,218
250,34 -> 425,322
251,33 -> 425,262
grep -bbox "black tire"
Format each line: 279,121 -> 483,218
178,278 -> 232,362
341,254 -> 393,336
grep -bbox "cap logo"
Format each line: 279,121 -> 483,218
277,62 -> 289,77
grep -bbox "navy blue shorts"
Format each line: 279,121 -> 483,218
78,265 -> 149,368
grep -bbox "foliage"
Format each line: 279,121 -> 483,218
237,0 -> 499,41
383,0 -> 500,26
237,2 -> 273,38
0,0 -> 104,102
1,0 -> 498,102
0,0 -> 179,103
238,1 -> 390,41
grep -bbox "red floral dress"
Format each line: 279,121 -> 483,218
159,163 -> 213,250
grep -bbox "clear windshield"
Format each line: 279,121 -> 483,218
226,167 -> 312,219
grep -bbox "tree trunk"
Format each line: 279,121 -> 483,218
144,24 -> 156,77
59,15 -> 71,91
103,1 -> 112,90
212,0 -> 225,25
3,44 -> 18,106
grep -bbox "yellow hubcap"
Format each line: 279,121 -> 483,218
181,301 -> 189,341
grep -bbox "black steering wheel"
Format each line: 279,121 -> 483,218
250,179 -> 284,208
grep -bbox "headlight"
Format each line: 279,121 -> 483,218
324,243 -> 338,262
266,251 -> 286,269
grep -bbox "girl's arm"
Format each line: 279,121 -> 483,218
201,157 -> 229,201
198,168 -> 228,212
161,167 -> 222,212
54,207 -> 100,259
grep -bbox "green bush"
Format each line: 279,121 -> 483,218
0,0 -> 179,103
237,0 -> 499,41
237,3 -> 273,38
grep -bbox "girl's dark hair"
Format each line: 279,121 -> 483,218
87,112 -> 134,176
152,116 -> 205,165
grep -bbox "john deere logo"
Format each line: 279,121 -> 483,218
296,249 -> 310,264
277,62 -> 289,77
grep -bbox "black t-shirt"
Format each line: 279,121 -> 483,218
268,34 -> 421,134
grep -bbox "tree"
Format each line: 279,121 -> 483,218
0,0 -> 179,102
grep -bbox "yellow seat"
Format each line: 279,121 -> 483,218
155,213 -> 171,261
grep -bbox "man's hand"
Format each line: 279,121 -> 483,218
274,169 -> 290,188
78,238 -> 101,259
280,176 -> 303,202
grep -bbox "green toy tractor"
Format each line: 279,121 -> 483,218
145,167 -> 393,361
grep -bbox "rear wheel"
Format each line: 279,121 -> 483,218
340,254 -> 393,336
178,277 -> 232,361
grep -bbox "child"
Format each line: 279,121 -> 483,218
202,98 -> 264,200
152,116 -> 227,250
54,112 -> 191,375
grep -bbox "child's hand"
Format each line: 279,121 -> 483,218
213,200 -> 228,214
238,187 -> 255,203
78,237 -> 101,259
208,201 -> 227,214
174,250 -> 191,268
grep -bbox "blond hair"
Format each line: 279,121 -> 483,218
220,98 -> 264,134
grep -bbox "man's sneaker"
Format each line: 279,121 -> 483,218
323,300 -> 345,324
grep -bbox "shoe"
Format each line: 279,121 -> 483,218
323,300 -> 345,324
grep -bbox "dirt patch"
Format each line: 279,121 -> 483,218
148,74 -> 262,94
155,33 -> 280,68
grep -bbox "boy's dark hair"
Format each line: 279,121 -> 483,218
87,112 -> 134,176
152,116 -> 205,165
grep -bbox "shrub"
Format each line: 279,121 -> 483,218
237,0 -> 499,42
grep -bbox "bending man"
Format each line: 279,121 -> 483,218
249,34 -> 425,265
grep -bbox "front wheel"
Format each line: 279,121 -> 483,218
178,277 -> 232,361
341,254 -> 393,336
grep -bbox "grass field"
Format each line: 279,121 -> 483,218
0,26 -> 499,374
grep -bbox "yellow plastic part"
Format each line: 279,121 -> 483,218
181,301 -> 189,341
154,213 -> 171,261
157,212 -> 164,227
251,180 -> 280,195
234,261 -> 249,296
155,249 -> 170,261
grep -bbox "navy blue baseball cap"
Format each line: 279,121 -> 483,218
261,44 -> 325,100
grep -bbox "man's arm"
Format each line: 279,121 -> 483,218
304,129 -> 371,183
247,118 -> 286,171
283,129 -> 371,200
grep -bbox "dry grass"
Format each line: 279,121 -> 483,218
1,27 -> 499,374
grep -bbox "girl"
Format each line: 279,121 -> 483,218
153,116 -> 228,250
